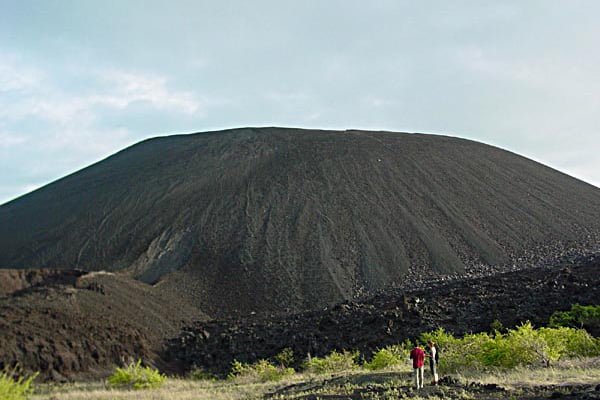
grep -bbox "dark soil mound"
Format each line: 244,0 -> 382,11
168,254 -> 600,376
0,270 -> 205,381
1,127 -> 600,316
0,268 -> 84,296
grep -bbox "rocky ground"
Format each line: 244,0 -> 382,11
266,373 -> 600,400
167,253 -> 600,376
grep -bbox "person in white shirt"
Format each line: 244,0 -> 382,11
426,340 -> 439,385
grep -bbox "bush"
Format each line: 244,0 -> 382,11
0,369 -> 37,400
420,328 -> 461,354
490,319 -> 505,333
420,327 -> 466,371
274,348 -> 295,368
498,323 -> 600,367
539,326 -> 600,360
418,323 -> 600,372
107,359 -> 166,390
228,359 -> 294,382
549,304 -> 600,334
364,347 -> 404,370
303,350 -> 359,374
497,322 -> 550,367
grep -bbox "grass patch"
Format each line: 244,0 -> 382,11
187,368 -> 217,381
107,359 -> 166,390
460,361 -> 600,389
303,350 -> 359,374
32,360 -> 600,400
32,375 -> 309,400
228,359 -> 294,383
0,368 -> 37,400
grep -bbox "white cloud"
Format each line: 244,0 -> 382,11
0,52 -> 210,201
0,132 -> 27,147
0,55 -> 43,92
94,70 -> 203,114
0,63 -> 204,124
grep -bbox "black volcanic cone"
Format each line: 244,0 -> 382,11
1,127 -> 600,315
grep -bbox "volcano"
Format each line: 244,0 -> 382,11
1,127 -> 600,316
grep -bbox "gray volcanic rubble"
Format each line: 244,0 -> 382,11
167,253 -> 600,376
2,127 -> 600,316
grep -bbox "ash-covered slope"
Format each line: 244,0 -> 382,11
1,127 -> 599,315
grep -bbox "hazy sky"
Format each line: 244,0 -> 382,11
1,1 -> 599,204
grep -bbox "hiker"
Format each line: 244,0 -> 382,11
426,340 -> 439,384
409,343 -> 425,389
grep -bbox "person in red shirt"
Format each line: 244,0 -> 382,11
410,343 -> 425,389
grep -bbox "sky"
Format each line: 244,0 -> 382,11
1,1 -> 599,204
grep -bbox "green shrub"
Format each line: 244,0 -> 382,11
477,331 -> 513,368
303,350 -> 359,374
107,359 -> 166,390
364,347 -> 405,370
0,369 -> 37,400
540,326 -> 600,359
420,327 -> 466,371
420,327 -> 461,354
490,319 -> 505,333
274,348 -> 295,368
419,322 -> 600,372
549,304 -> 600,333
228,359 -> 294,382
423,323 -> 578,369
500,323 -> 600,367
500,322 -> 551,367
